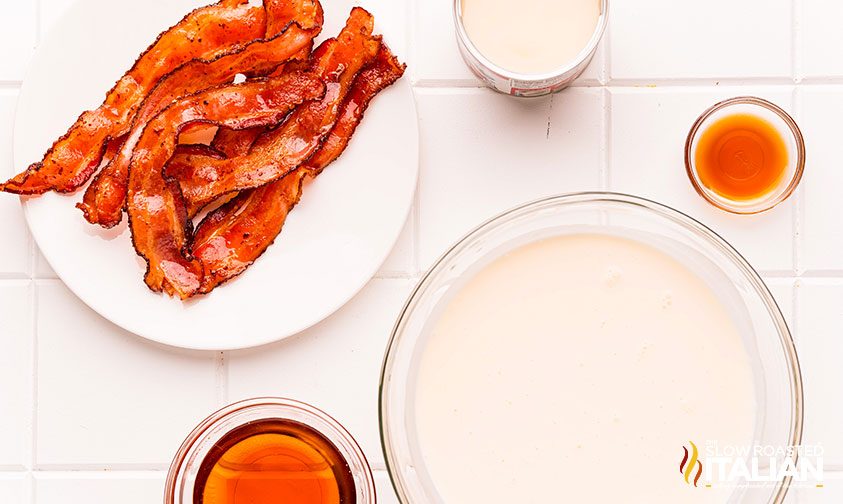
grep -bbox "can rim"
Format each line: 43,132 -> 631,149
453,0 -> 610,83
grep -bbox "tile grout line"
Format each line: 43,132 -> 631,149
410,81 -> 843,95
407,0 -> 418,87
29,281 -> 38,503
601,87 -> 611,190
791,0 -> 803,84
792,87 -> 804,278
601,3 -> 612,86
408,0 -> 422,277
411,189 -> 421,277
25,6 -> 39,497
215,351 -> 228,407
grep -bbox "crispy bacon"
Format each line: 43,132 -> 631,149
127,72 -> 325,299
1,0 -> 268,195
192,43 -> 405,294
211,126 -> 265,158
78,22 -> 318,228
193,169 -> 309,293
169,7 -> 379,214
304,44 -> 406,173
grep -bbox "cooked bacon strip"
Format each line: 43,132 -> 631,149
1,0 -> 267,195
101,135 -> 128,169
211,126 -> 266,158
192,43 -> 405,294
79,1 -> 324,228
166,143 -> 240,216
193,169 -> 309,293
127,72 -> 325,299
170,7 -> 378,214
265,0 -> 322,37
304,44 -> 407,174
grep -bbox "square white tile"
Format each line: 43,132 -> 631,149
0,474 -> 28,503
227,278 -> 415,469
796,280 -> 843,467
797,87 -> 843,271
417,87 -> 604,269
34,472 -> 164,504
801,0 -> 843,78
609,87 -> 795,272
35,281 -> 218,467
0,281 -> 33,468
0,0 -> 37,81
0,90 -> 32,277
610,0 -> 792,80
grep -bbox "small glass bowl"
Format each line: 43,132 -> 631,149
685,96 -> 805,214
164,397 -> 376,504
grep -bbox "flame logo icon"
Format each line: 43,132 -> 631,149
680,441 -> 703,487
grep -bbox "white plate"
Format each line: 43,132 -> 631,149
14,0 -> 418,350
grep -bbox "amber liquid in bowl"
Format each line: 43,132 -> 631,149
694,113 -> 788,201
194,419 -> 356,504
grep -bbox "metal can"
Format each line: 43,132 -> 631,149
453,0 -> 609,97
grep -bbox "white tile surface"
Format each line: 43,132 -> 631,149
0,474 -> 28,503
228,279 -> 415,469
610,0 -> 792,80
609,87 -> 796,271
35,281 -> 218,467
417,87 -> 604,268
0,281 -> 33,468
798,87 -> 843,271
0,0 -> 841,501
801,0 -> 843,79
34,472 -> 164,503
0,1 -> 37,81
796,280 -> 843,468
0,90 -> 31,277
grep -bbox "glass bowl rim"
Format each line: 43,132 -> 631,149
684,96 -> 806,215
164,396 -> 376,504
378,191 -> 804,504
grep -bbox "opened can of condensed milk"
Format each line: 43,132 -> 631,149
454,0 -> 609,97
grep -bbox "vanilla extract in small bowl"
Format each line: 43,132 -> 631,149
165,398 -> 375,504
685,96 -> 805,214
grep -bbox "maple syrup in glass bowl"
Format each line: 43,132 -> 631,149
165,398 -> 375,504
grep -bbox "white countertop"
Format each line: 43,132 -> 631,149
1,0 -> 842,502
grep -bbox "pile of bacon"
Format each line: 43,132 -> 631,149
1,0 -> 405,299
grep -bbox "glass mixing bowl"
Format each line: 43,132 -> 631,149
379,193 -> 802,503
